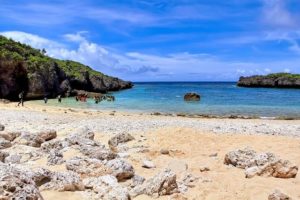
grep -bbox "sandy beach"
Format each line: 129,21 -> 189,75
0,101 -> 300,200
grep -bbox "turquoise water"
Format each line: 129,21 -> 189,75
34,82 -> 300,117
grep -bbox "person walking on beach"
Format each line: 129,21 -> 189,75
57,95 -> 62,103
17,91 -> 24,107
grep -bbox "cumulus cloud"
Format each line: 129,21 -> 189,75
1,31 -> 299,81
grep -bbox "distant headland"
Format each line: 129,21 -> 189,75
0,35 -> 133,100
237,73 -> 300,89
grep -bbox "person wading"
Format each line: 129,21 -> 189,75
17,91 -> 25,107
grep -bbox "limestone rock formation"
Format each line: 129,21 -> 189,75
224,148 -> 298,179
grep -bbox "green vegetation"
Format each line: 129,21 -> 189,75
0,35 -> 107,80
265,73 -> 300,79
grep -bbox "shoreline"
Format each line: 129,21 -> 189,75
3,98 -> 300,121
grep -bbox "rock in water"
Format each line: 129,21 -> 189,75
268,189 -> 291,200
184,93 -> 200,101
108,133 -> 135,148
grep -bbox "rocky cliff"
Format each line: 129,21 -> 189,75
237,73 -> 300,89
0,36 -> 133,100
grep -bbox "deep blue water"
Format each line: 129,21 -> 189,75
34,82 -> 300,117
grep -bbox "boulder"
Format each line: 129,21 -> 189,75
108,133 -> 135,148
80,145 -> 117,161
268,190 -> 291,200
106,159 -> 135,181
37,130 -> 57,141
130,175 -> 145,188
245,159 -> 298,179
47,150 -> 64,165
16,132 -> 45,148
41,138 -> 70,152
224,148 -> 276,169
4,154 -> 21,164
42,171 -> 84,191
66,157 -> 111,177
225,148 -> 298,179
69,126 -> 95,141
83,175 -> 131,200
0,131 -> 21,141
0,164 -> 44,200
184,93 -> 200,101
131,169 -> 178,197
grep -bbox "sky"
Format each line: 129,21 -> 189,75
0,0 -> 300,81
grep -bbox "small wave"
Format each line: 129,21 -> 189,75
176,95 -> 181,98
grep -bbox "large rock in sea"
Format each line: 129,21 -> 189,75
184,93 -> 200,101
0,35 -> 133,100
237,73 -> 300,88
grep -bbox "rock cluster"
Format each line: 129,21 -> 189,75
0,126 -> 187,199
224,148 -> 298,178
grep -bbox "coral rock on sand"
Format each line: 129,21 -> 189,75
0,131 -> 20,141
42,171 -> 84,192
224,148 -> 298,178
131,169 -> 178,198
83,175 -> 131,200
37,130 -> 57,141
70,126 -> 95,141
108,133 -> 135,148
80,144 -> 117,161
268,189 -> 291,200
4,154 -> 21,164
106,159 -> 135,181
0,138 -> 12,149
66,157 -> 111,177
0,164 -> 44,200
16,132 -> 45,148
41,138 -> 70,152
142,160 -> 156,169
47,150 -> 64,165
160,148 -> 170,155
0,151 -> 9,162
130,175 -> 145,188
0,124 -> 4,131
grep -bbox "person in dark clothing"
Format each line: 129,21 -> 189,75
17,91 -> 24,106
57,95 -> 62,103
44,95 -> 48,104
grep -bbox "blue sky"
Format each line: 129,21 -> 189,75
1,0 -> 300,81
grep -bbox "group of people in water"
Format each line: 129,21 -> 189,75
17,91 -> 115,106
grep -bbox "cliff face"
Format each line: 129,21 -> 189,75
0,36 -> 133,100
237,73 -> 300,89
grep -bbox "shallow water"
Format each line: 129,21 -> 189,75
33,82 -> 300,117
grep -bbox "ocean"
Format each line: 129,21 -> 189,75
33,82 -> 300,118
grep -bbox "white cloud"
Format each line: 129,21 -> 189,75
1,31 -> 299,81
262,0 -> 296,28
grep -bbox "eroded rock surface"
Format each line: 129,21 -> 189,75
224,148 -> 298,179
131,169 -> 178,198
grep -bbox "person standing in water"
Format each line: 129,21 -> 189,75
17,91 -> 24,106
57,95 -> 62,103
